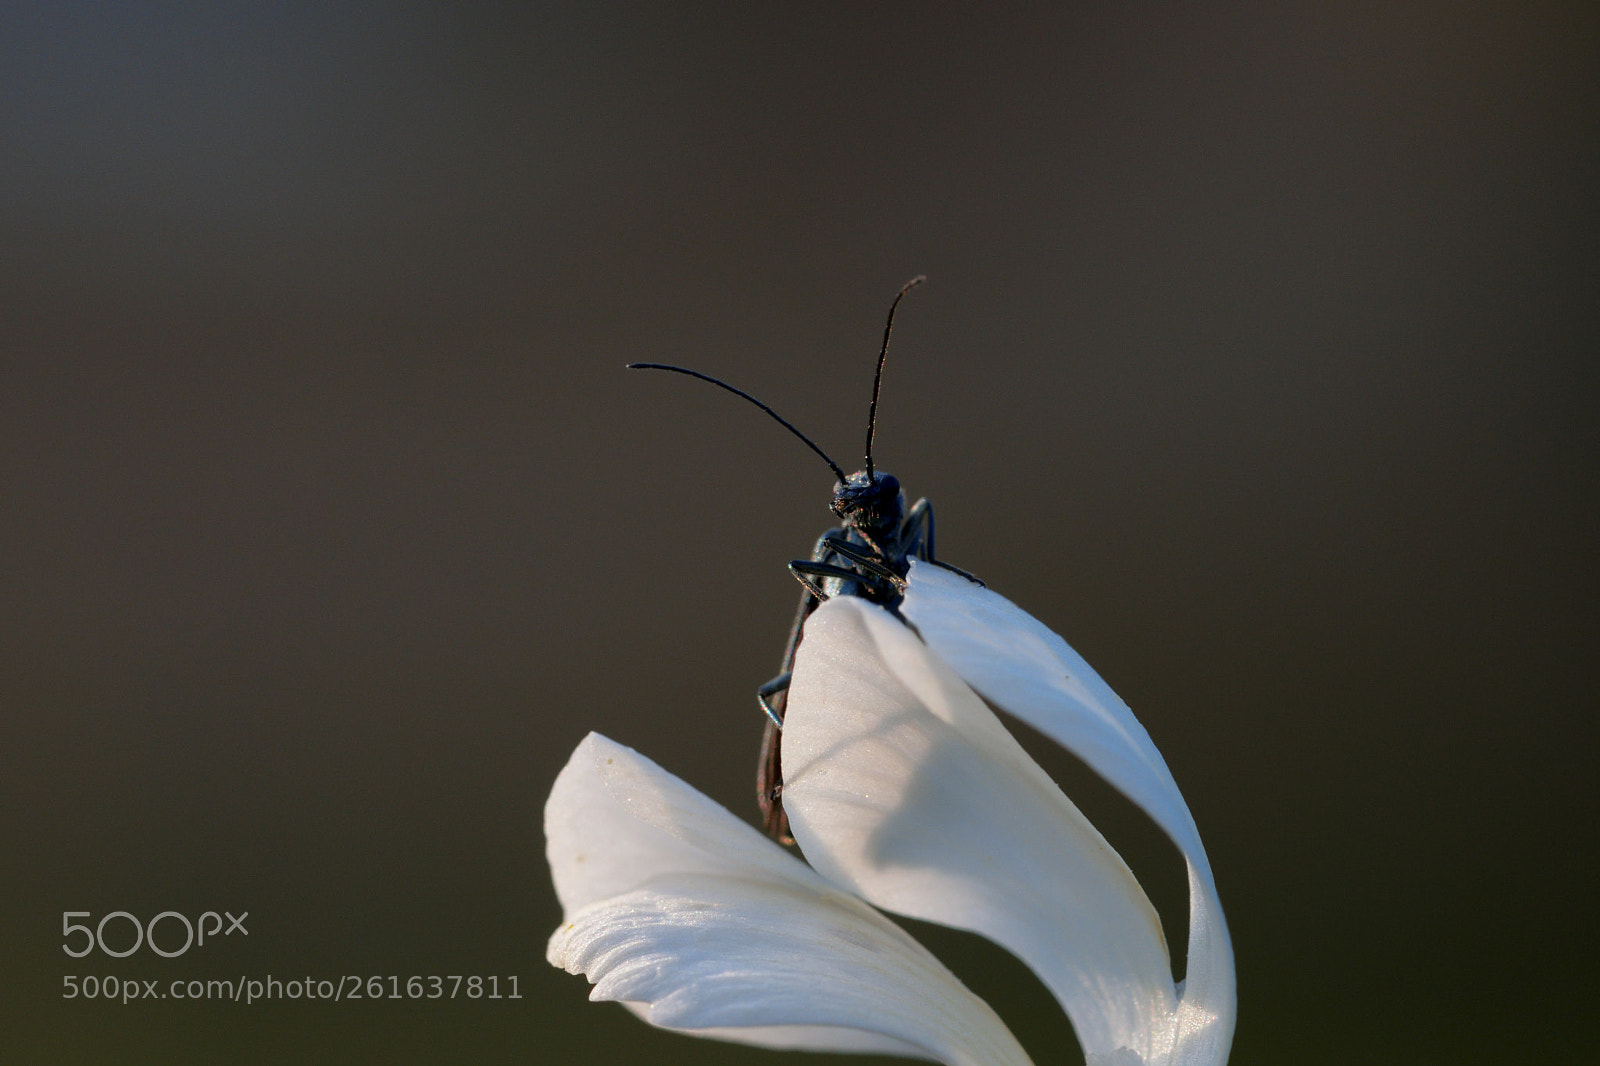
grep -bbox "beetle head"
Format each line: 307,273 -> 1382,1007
831,470 -> 904,535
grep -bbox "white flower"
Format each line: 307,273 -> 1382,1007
546,560 -> 1234,1065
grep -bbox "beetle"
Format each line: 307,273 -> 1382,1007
630,276 -> 979,842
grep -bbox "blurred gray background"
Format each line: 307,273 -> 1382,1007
2,2 -> 1595,1063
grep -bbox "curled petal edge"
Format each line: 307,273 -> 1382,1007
902,560 -> 1236,1066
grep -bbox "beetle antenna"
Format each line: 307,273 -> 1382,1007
628,363 -> 848,484
864,275 -> 925,479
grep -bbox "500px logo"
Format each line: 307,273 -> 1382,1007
62,911 -> 248,958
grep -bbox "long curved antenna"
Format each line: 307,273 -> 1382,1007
628,363 -> 848,484
864,275 -> 925,479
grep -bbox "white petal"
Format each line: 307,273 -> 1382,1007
545,732 -> 1034,1066
782,598 -> 1178,1063
901,561 -> 1236,1066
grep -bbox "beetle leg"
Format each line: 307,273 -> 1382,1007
904,497 -> 985,585
757,671 -> 790,728
788,559 -> 871,600
821,537 -> 906,589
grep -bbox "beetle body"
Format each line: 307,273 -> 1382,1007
757,470 -> 944,841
